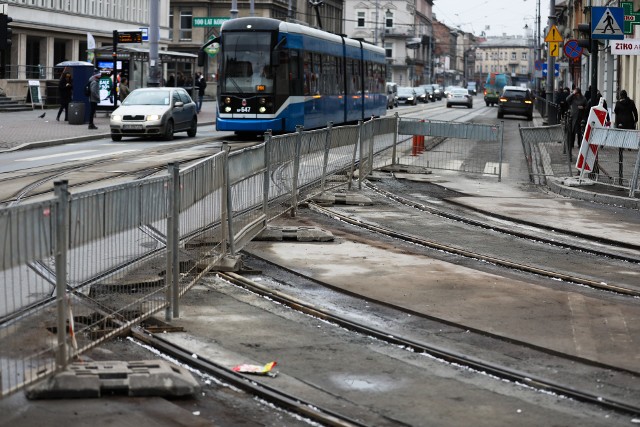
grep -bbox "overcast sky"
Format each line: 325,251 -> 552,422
433,0 -> 550,38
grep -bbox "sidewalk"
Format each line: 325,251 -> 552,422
0,101 -> 217,152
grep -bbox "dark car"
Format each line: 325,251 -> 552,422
466,82 -> 477,96
396,86 -> 418,105
429,84 -> 443,100
497,86 -> 534,121
419,85 -> 436,102
414,86 -> 430,103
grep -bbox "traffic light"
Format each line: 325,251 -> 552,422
577,22 -> 591,52
0,14 -> 13,50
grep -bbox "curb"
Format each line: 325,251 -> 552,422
547,177 -> 640,210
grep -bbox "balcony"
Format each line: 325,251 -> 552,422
384,27 -> 414,38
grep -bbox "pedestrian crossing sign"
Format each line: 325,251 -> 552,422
591,7 -> 625,40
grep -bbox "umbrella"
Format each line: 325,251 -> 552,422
56,61 -> 94,67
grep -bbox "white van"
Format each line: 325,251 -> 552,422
386,82 -> 398,109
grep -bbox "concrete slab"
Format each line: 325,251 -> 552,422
25,360 -> 199,399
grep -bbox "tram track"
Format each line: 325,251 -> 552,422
307,200 -> 640,298
127,270 -> 640,418
0,137 -> 230,206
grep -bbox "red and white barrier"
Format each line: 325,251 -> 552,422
575,98 -> 608,173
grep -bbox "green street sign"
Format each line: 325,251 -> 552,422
621,1 -> 640,34
192,17 -> 230,27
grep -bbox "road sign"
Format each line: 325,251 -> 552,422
192,17 -> 230,27
592,7 -> 624,40
139,27 -> 148,42
541,63 -> 560,77
544,25 -> 563,42
576,100 -> 608,172
534,59 -> 543,71
621,1 -> 640,34
548,42 -> 561,57
563,39 -> 583,59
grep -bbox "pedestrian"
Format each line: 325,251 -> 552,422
195,72 -> 206,113
614,90 -> 638,130
88,70 -> 101,130
56,72 -> 72,122
119,77 -> 130,103
166,74 -> 175,87
565,87 -> 587,148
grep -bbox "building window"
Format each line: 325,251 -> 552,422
385,10 -> 393,28
384,42 -> 392,59
511,52 -> 516,60
521,65 -> 527,74
521,51 -> 527,60
357,11 -> 365,27
180,10 -> 192,41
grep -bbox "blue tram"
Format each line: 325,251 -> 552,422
200,17 -> 387,134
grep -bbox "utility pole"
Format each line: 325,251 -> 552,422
545,0 -> 556,117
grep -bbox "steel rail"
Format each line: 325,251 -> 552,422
366,181 -> 640,262
130,327 -> 372,427
215,271 -> 640,416
309,202 -> 640,297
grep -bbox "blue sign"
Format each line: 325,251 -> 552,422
591,7 -> 625,40
542,63 -> 560,77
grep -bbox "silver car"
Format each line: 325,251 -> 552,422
110,87 -> 198,141
446,87 -> 473,109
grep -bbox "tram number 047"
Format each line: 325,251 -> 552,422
236,107 -> 251,113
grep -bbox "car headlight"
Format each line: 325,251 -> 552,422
408,97 -> 414,101
146,114 -> 161,121
111,114 -> 122,121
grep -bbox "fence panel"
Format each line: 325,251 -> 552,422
582,128 -> 640,197
397,119 -> 503,177
0,199 -> 59,395
519,124 -> 572,184
177,152 -> 227,296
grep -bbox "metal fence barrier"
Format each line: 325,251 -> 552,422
519,122 -> 640,197
397,118 -> 505,180
581,128 -> 640,198
0,115 -> 509,396
519,124 -> 572,184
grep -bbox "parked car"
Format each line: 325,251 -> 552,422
466,82 -> 477,96
110,87 -> 198,141
430,84 -> 443,100
444,86 -> 457,98
386,82 -> 398,109
419,85 -> 436,102
446,87 -> 473,109
497,86 -> 534,120
414,86 -> 430,103
396,86 -> 418,105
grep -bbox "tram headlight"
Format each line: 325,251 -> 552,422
259,107 -> 266,113
258,98 -> 266,105
224,106 -> 232,113
224,97 -> 231,104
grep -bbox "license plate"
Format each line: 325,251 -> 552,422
123,124 -> 143,130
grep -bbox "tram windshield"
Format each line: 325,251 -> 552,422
221,32 -> 274,94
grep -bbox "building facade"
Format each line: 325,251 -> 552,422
474,36 -> 533,89
344,0 -> 434,87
